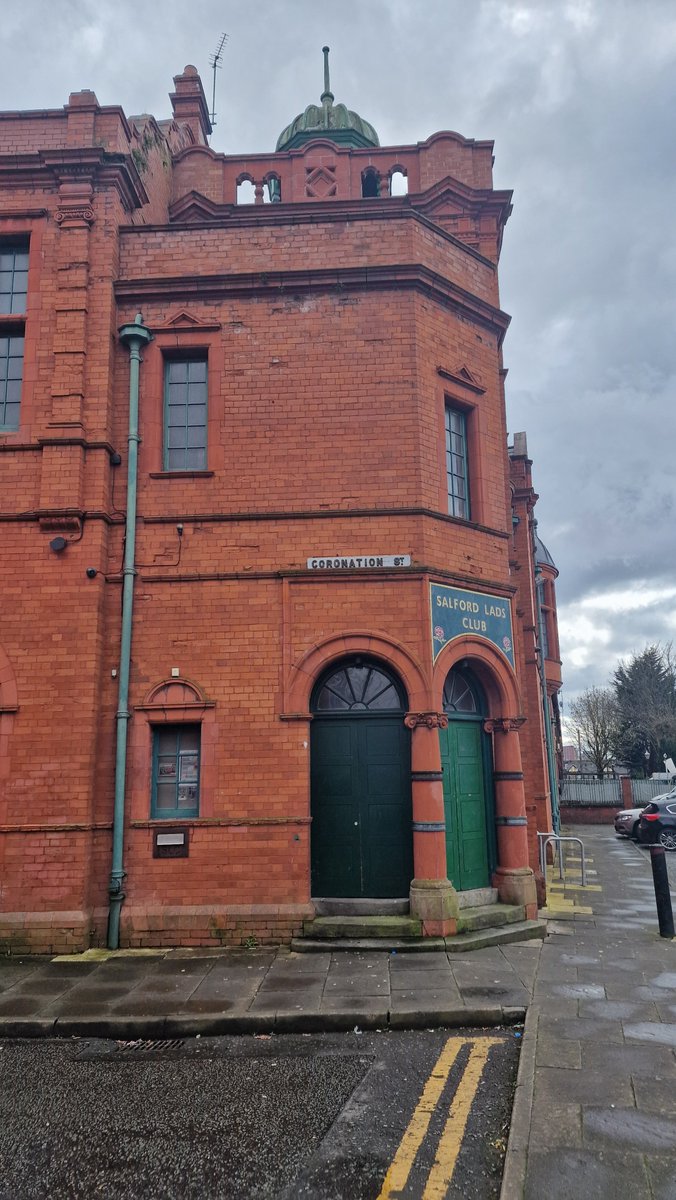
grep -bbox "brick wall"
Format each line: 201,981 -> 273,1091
0,70 -> 551,951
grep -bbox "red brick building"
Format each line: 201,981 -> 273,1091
0,55 -> 561,952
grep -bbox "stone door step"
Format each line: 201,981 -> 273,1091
457,887 -> 498,910
456,903 -> 525,933
291,919 -> 546,954
312,898 -> 410,917
302,915 -> 422,940
445,919 -> 546,952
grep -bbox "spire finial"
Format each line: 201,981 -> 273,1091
321,45 -> 334,103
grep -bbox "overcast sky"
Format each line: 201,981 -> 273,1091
2,1 -> 675,716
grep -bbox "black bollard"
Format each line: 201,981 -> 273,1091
649,845 -> 675,938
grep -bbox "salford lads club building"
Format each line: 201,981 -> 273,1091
0,53 -> 563,953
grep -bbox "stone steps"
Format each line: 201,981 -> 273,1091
456,903 -> 526,933
291,919 -> 546,954
302,915 -> 423,940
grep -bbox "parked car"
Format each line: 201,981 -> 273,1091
637,791 -> 676,850
614,807 -> 646,839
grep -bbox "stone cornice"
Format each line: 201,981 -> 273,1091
115,261 -> 510,341
0,147 -> 148,211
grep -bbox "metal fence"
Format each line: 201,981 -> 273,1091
630,779 -> 676,806
560,777 -> 675,808
560,779 -> 621,806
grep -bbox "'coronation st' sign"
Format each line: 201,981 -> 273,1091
431,583 -> 515,668
307,554 -> 411,570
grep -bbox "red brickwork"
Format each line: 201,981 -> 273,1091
0,68 -> 557,950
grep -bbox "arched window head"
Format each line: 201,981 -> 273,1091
361,168 -> 380,198
236,178 -> 256,205
312,659 -> 405,713
265,175 -> 282,203
389,169 -> 408,196
442,667 -> 484,715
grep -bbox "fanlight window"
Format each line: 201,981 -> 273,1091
442,669 -> 479,714
313,663 -> 404,712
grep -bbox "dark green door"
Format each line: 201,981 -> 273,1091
440,719 -> 490,891
310,661 -> 412,898
439,666 -> 493,892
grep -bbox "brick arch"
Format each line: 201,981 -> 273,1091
431,635 -> 522,717
286,632 -> 429,714
143,678 -> 206,707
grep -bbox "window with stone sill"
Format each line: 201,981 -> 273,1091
151,724 -> 201,819
163,356 -> 207,471
0,239 -> 29,431
445,404 -> 470,520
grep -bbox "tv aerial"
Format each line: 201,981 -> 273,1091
209,33 -> 228,127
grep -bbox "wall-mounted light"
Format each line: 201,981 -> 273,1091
49,537 -> 68,553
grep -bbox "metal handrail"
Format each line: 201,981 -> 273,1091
537,832 -> 587,887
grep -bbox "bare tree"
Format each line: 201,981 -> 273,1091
568,686 -> 618,779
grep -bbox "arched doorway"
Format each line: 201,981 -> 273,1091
310,659 -> 412,898
440,666 -> 496,891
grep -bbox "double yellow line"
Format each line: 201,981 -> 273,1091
377,1036 -> 505,1200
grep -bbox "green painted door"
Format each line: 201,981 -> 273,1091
311,716 -> 412,897
440,719 -> 490,891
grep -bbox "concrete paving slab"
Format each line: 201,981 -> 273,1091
255,973 -> 328,992
623,1021 -> 676,1047
323,978 -> 389,997
172,997 -> 245,1014
535,1035 -> 581,1069
534,1064 -> 634,1106
632,1076 -> 676,1114
318,995 -> 388,1015
524,1148 -> 653,1200
644,1152 -> 676,1200
578,998 -> 659,1020
388,988 -> 464,1008
583,1107 -> 676,1151
581,1040 -> 676,1078
528,1101 -> 582,1150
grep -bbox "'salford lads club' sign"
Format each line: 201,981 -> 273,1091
431,583 -> 515,668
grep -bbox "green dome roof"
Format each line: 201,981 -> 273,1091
276,47 -> 379,152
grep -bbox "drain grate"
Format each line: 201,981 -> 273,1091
115,1038 -> 185,1054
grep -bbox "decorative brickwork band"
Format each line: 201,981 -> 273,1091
405,712 -> 449,730
412,821 -> 447,832
495,816 -> 528,827
493,771 -> 524,781
411,770 -> 444,781
483,716 -> 526,735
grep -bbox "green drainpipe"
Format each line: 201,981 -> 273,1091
535,565 -> 561,834
107,313 -> 152,950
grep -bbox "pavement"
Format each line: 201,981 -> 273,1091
1,824 -> 675,1199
